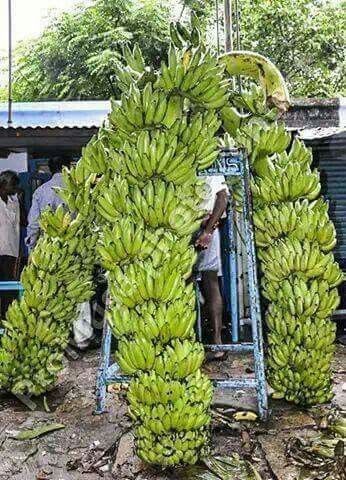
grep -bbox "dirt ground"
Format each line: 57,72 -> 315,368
0,344 -> 345,480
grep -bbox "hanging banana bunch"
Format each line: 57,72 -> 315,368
93,31 -> 233,466
0,140 -> 105,395
222,84 -> 343,406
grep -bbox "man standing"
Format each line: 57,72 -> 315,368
26,156 -> 70,251
0,170 -> 23,317
195,175 -> 228,360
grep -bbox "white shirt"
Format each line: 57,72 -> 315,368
200,175 -> 229,213
0,194 -> 20,257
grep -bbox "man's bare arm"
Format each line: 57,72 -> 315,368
204,189 -> 228,234
195,189 -> 228,249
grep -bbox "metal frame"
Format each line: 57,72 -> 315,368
95,149 -> 269,419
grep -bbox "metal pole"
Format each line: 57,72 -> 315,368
234,0 -> 241,50
216,0 -> 220,55
241,152 -> 268,419
223,0 -> 233,52
226,200 -> 239,342
224,0 -> 236,89
234,0 -> 242,93
8,0 -> 13,126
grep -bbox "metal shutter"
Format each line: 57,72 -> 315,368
311,132 -> 346,266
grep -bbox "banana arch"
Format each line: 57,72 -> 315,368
0,26 -> 342,466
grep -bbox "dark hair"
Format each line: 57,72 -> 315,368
48,155 -> 71,174
0,170 -> 19,189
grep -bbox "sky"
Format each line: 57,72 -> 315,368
1,0 -> 342,51
0,0 -> 86,52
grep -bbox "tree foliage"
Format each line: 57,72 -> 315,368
7,0 -> 172,101
0,0 -> 344,101
239,0 -> 346,97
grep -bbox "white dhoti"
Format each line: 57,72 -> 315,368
73,302 -> 93,349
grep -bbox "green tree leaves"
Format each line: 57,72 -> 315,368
1,0 -> 344,101
240,0 -> 346,97
8,0 -> 171,101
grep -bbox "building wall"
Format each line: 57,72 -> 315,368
0,151 -> 28,173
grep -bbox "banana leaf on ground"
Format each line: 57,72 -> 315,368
286,411 -> 346,480
182,454 -> 262,479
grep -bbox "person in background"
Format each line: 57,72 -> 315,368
195,175 -> 229,360
26,155 -> 70,251
0,170 -> 26,317
26,155 -> 94,351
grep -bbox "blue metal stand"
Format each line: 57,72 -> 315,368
93,149 -> 268,419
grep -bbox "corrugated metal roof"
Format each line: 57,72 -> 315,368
0,101 -> 111,129
0,98 -> 344,131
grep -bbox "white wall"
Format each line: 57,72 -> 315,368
0,151 -> 28,173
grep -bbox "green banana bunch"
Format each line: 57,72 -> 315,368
96,176 -> 130,221
0,226 -> 94,394
237,122 -> 291,160
169,20 -> 202,50
117,111 -> 220,184
116,337 -> 205,381
0,140 -> 101,394
221,85 -> 281,138
130,397 -> 209,433
155,46 -> 230,109
0,337 -> 66,395
81,137 -> 110,175
222,80 -> 342,406
57,170 -> 99,220
229,83 -> 273,117
98,219 -> 150,268
129,370 -> 211,408
39,206 -> 84,241
125,179 -> 203,234
112,43 -> 156,95
123,43 -> 145,74
251,163 -> 320,205
151,339 -> 205,380
263,277 -> 340,319
108,260 -> 194,308
276,137 -> 312,169
108,297 -> 196,344
109,83 -> 183,132
136,425 -> 209,467
254,198 -> 337,251
113,63 -> 140,93
94,32 -> 229,467
258,238 -> 338,281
